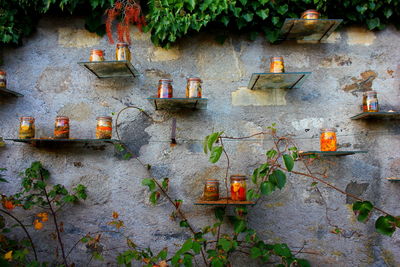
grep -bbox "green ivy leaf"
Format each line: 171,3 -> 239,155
283,154 -> 294,171
384,8 -> 393,18
260,181 -> 275,195
180,220 -> 190,228
220,16 -> 230,26
246,189 -> 255,200
181,239 -> 193,252
295,259 -> 311,267
234,219 -> 246,234
209,146 -> 223,163
259,0 -> 269,4
256,9 -> 269,20
375,215 -> 397,236
266,149 -> 277,159
192,242 -> 201,254
162,178 -> 169,191
214,207 -> 225,221
273,243 -> 292,257
218,238 -> 232,251
203,135 -> 210,154
356,5 -> 368,14
250,247 -> 262,259
242,13 -> 254,22
277,4 -> 288,15
149,191 -> 158,205
352,201 -> 373,222
185,0 -> 195,11
367,18 -> 380,30
207,132 -> 221,151
269,170 -> 286,190
142,178 -> 156,191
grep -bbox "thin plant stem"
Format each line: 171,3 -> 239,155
0,209 -> 38,261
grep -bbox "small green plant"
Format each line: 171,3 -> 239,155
0,162 -> 87,266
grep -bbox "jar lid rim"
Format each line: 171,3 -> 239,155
21,116 -> 34,119
159,79 -> 173,82
206,179 -> 219,182
97,116 -> 112,119
56,116 -> 70,119
363,91 -> 377,95
230,175 -> 247,179
320,128 -> 337,132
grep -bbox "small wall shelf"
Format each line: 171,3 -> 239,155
248,72 -> 311,90
5,138 -> 122,147
279,18 -> 343,41
386,177 -> 400,182
78,60 -> 138,79
350,112 -> 400,120
147,97 -> 208,110
194,199 -> 255,206
299,151 -> 368,156
0,88 -> 24,97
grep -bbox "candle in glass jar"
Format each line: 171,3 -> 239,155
54,116 -> 70,139
230,175 -> 247,201
19,117 -> 35,139
202,180 -> 219,201
320,128 -> 337,151
96,116 -> 112,139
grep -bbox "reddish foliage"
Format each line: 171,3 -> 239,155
105,0 -> 146,44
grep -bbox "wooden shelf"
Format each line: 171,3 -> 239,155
194,198 -> 255,206
350,112 -> 400,120
147,97 -> 207,110
279,18 -> 342,42
78,60 -> 138,79
0,88 -> 24,97
386,177 -> 400,182
5,138 -> 122,147
247,72 -> 311,90
299,151 -> 368,156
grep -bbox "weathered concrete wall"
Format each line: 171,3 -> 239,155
1,17 -> 400,266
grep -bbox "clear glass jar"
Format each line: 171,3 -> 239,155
157,79 -> 173,98
185,77 -> 202,98
320,128 -> 337,151
89,49 -> 105,62
230,175 -> 247,201
269,56 -> 285,73
202,179 -> 219,201
19,117 -> 35,139
54,116 -> 70,139
96,117 -> 112,139
362,91 -> 379,112
115,43 -> 131,61
0,70 -> 6,88
301,9 -> 320,19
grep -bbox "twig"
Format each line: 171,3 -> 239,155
0,209 -> 38,261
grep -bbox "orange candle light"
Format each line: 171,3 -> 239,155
320,128 -> 337,151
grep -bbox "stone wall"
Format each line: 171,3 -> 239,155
1,17 -> 399,266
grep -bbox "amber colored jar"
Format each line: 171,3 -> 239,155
269,56 -> 285,73
203,180 -> 220,201
115,43 -> 131,61
54,116 -> 70,139
186,77 -> 202,98
157,79 -> 173,98
89,49 -> 105,62
320,128 -> 337,152
19,117 -> 35,139
96,116 -> 112,139
0,70 -> 6,88
301,9 -> 320,20
230,175 -> 247,201
362,91 -> 379,112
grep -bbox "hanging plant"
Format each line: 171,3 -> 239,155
105,0 -> 146,44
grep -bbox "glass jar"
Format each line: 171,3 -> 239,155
230,175 -> 247,201
202,179 -> 220,201
301,9 -> 320,27
269,56 -> 285,73
89,49 -> 105,62
96,116 -> 112,139
0,70 -> 6,88
301,9 -> 320,20
54,116 -> 70,139
320,128 -> 337,151
186,77 -> 202,98
115,43 -> 131,61
157,79 -> 173,98
19,117 -> 35,139
362,91 -> 379,112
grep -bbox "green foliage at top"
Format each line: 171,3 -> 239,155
2,0 -> 400,47
145,0 -> 400,47
0,0 -> 112,45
